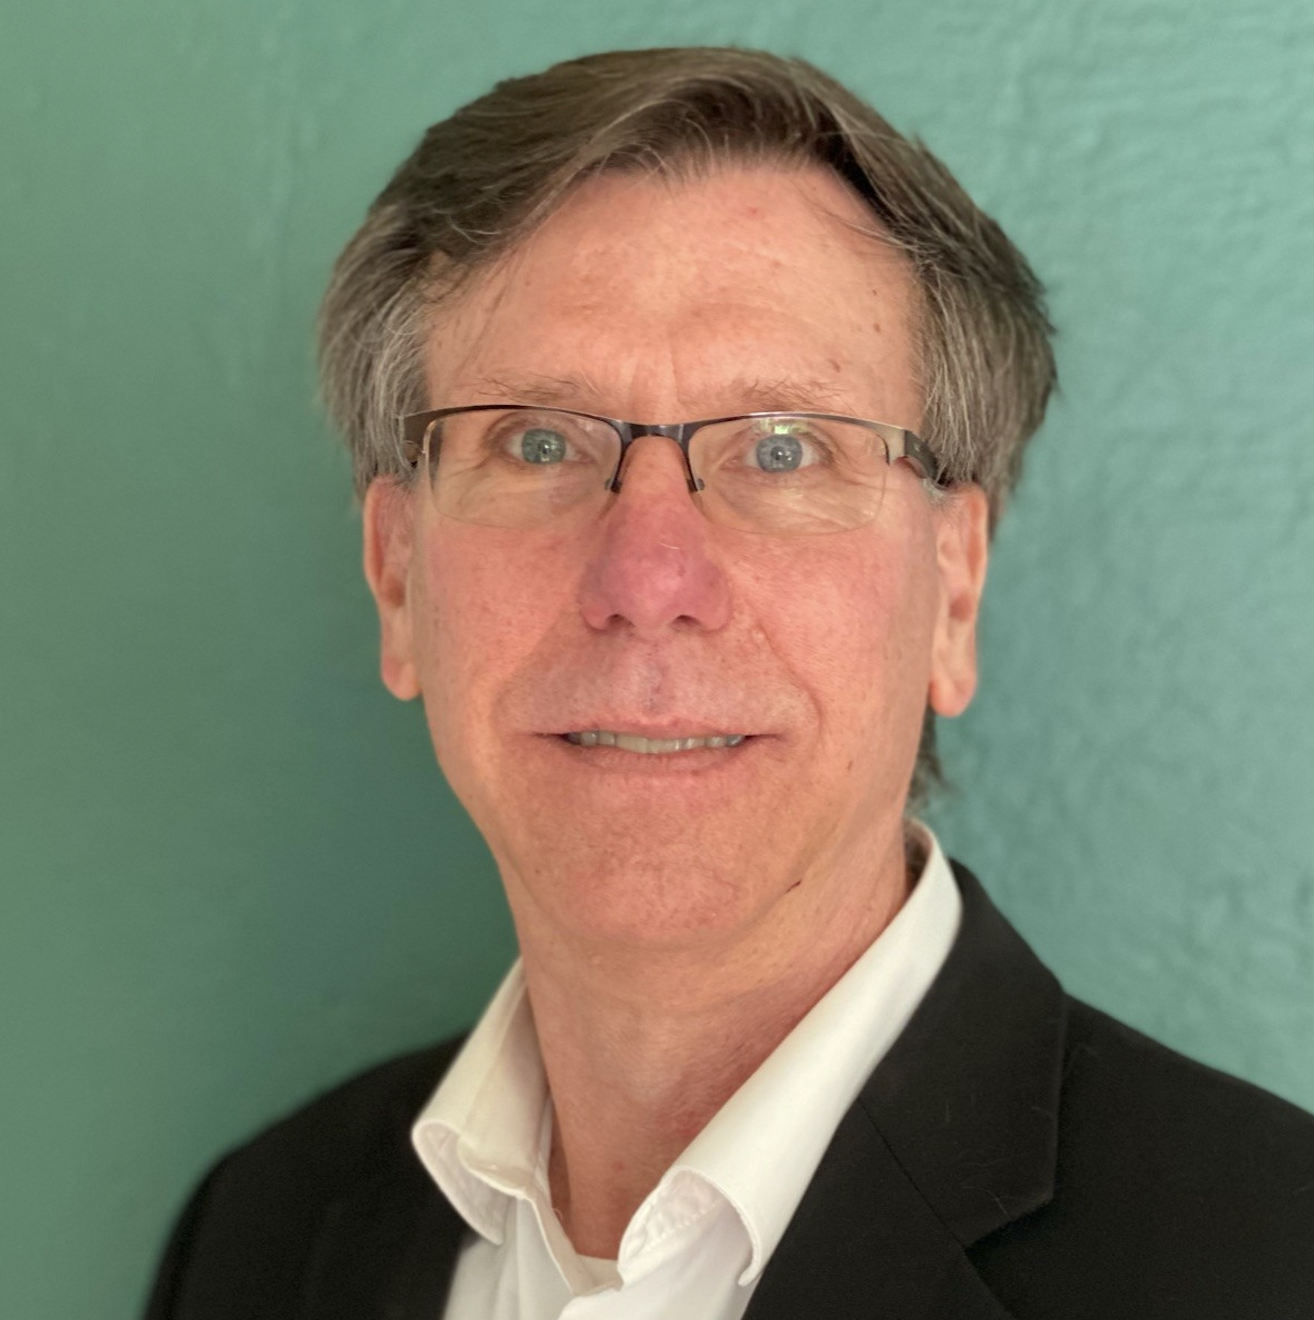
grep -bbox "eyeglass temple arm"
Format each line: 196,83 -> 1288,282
901,431 -> 946,485
401,414 -> 433,467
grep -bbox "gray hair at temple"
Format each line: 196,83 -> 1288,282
316,45 -> 1058,801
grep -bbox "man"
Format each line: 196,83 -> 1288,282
147,47 -> 1314,1320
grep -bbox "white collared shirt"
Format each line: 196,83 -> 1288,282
412,826 -> 962,1320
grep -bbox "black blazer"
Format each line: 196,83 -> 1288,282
146,865 -> 1314,1319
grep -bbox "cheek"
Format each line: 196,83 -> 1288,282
742,528 -> 937,733
415,525 -> 578,742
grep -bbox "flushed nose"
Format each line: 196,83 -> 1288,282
577,438 -> 733,636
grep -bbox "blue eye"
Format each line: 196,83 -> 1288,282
519,427 -> 568,463
753,433 -> 805,472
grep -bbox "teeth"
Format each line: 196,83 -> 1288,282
565,731 -> 746,753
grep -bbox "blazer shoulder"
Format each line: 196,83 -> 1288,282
145,1037 -> 466,1319
1062,996 -> 1314,1180
973,997 -> 1314,1318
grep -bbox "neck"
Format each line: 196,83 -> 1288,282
515,828 -> 913,1257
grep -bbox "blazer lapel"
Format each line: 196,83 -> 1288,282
747,864 -> 1065,1320
745,1101 -> 1020,1320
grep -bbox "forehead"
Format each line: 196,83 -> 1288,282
424,163 -> 921,423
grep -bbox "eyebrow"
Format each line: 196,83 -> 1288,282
473,372 -> 604,409
464,371 -> 858,418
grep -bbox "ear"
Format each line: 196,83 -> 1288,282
362,477 -> 421,701
927,484 -> 989,718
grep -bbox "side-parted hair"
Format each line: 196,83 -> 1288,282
317,46 -> 1057,800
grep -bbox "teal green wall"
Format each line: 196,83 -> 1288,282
3,1 -> 1312,1315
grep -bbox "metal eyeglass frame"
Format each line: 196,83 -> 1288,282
401,404 -> 946,494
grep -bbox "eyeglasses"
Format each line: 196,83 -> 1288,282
401,405 -> 944,536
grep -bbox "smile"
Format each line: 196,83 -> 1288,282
563,731 -> 747,753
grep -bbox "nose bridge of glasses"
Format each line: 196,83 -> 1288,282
610,423 -> 704,495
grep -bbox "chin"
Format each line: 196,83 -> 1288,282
506,839 -> 779,949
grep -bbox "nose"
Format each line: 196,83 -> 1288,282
577,436 -> 732,636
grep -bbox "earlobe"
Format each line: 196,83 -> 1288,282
362,477 -> 421,701
927,485 -> 989,719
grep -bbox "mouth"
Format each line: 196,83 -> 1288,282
561,730 -> 749,754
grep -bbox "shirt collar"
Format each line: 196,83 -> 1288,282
657,823 -> 961,1282
411,823 -> 961,1283
411,961 -> 550,1245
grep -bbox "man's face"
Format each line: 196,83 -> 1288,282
366,165 -> 987,959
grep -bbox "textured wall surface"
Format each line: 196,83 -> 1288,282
2,0 -> 1312,1315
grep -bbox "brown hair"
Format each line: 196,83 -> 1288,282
317,46 -> 1057,802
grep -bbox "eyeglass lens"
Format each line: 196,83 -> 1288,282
421,408 -> 897,535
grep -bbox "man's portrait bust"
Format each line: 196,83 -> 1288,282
143,46 -> 1314,1320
